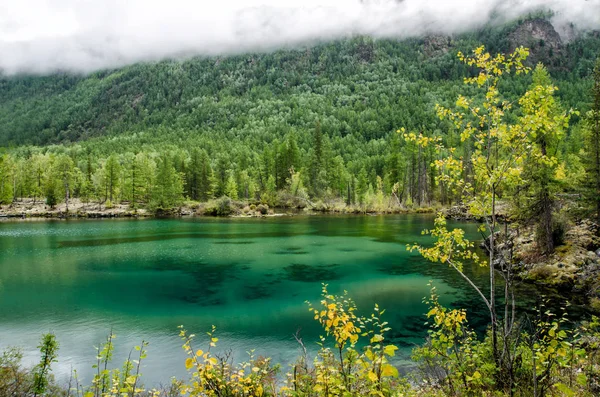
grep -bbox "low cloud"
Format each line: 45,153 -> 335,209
1,0 -> 599,75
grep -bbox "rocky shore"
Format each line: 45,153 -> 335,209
513,219 -> 600,310
0,197 -> 439,220
0,199 -> 152,219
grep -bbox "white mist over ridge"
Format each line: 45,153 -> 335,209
1,0 -> 599,75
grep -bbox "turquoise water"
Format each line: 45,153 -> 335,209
0,215 -> 490,385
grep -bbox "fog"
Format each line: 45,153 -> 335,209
1,0 -> 599,74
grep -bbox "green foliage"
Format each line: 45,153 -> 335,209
406,45 -> 592,395
0,154 -> 15,204
33,333 -> 59,397
204,196 -> 236,216
151,154 -> 184,210
582,57 -> 600,224
0,21 -> 598,214
225,171 -> 239,200
518,64 -> 572,254
412,286 -> 496,395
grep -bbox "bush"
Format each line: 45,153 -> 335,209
204,196 -> 236,216
552,216 -> 568,247
256,204 -> 269,215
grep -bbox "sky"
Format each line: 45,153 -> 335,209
1,0 -> 599,74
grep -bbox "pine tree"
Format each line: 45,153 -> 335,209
356,168 -> 368,205
188,148 -> 215,201
309,121 -> 326,196
225,171 -> 239,199
585,58 -> 600,225
152,154 -> 183,209
103,154 -> 121,203
214,155 -> 228,197
0,155 -> 15,205
187,148 -> 201,200
198,150 -> 214,201
54,154 -> 75,213
44,164 -> 59,210
261,175 -> 277,206
30,154 -> 46,204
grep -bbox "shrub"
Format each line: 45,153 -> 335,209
552,216 -> 568,247
204,196 -> 236,216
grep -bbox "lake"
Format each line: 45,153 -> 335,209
0,214 -> 494,386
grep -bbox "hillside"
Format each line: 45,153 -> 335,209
0,17 -> 598,212
1,18 -> 598,149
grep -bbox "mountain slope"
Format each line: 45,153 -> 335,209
0,18 -> 598,148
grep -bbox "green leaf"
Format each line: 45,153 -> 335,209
555,382 -> 575,396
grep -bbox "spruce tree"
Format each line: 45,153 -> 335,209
152,154 -> 183,209
309,121 -> 325,196
0,155 -> 14,205
225,171 -> 239,199
586,58 -> 600,225
104,154 -> 121,203
54,154 -> 75,213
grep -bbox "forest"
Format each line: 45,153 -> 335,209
0,17 -> 599,214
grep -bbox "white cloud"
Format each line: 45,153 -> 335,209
1,0 -> 599,74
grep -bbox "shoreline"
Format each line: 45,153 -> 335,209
0,198 -> 438,221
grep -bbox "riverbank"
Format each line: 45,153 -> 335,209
511,219 -> 600,311
0,197 -> 438,220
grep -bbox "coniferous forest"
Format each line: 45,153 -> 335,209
0,18 -> 599,214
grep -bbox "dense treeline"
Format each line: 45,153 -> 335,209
0,18 -> 599,213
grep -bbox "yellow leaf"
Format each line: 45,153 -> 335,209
427,307 -> 438,317
381,364 -> 399,378
367,371 -> 378,382
383,345 -> 398,357
370,334 -> 384,343
196,349 -> 204,357
255,384 -> 264,396
185,358 -> 194,370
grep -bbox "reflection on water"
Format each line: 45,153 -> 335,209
0,215 -> 489,386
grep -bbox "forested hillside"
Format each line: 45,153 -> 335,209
0,17 -> 599,210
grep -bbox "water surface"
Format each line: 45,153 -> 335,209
0,215 -> 490,385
